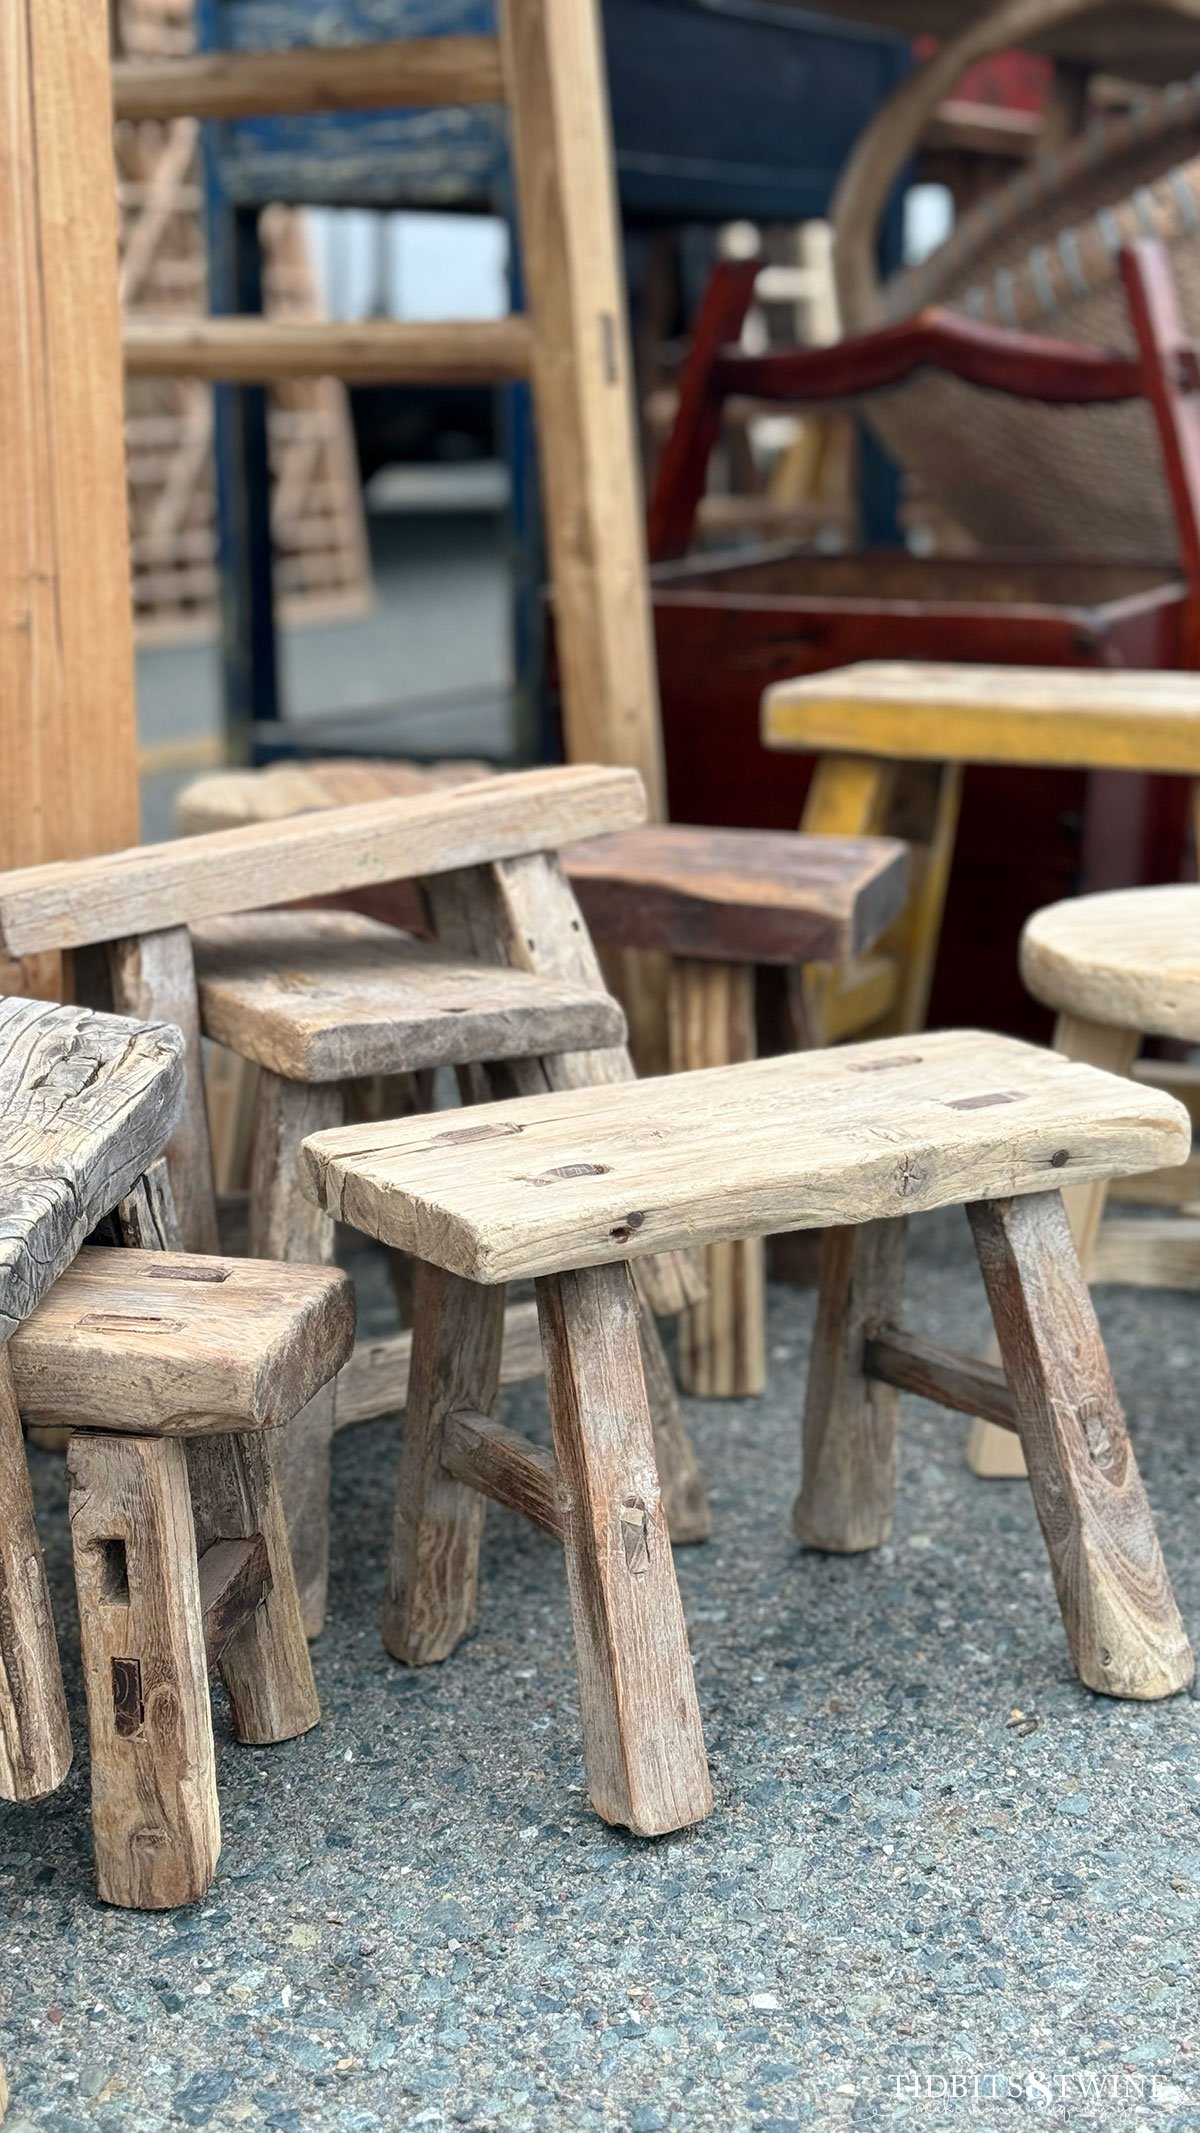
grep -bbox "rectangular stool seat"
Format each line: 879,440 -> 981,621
10,1248 -> 355,1433
191,910 -> 627,1080
301,1029 -> 1190,1283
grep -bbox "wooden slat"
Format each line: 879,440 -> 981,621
441,1408 -> 563,1541
123,317 -> 532,385
0,766 -> 646,956
865,1325 -> 1018,1432
335,1299 -> 543,1431
764,663 -> 1200,774
0,0 -> 140,995
111,37 -> 504,122
302,1028 -> 1191,1285
198,1536 -> 271,1665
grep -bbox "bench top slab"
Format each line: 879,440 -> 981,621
0,999 -> 186,1341
0,765 -> 645,956
1021,886 -> 1200,1043
562,826 -> 909,964
763,663 -> 1200,773
191,910 -> 627,1081
301,1028 -> 1190,1284
10,1248 -> 355,1434
178,764 -> 909,966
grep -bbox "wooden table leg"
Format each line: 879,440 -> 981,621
794,1219 -> 908,1553
0,1348 -> 72,1800
67,1431 -> 220,1908
250,1070 -> 345,1638
668,957 -> 765,1399
967,1012 -> 1141,1482
187,1433 -> 319,1746
382,1263 -> 505,1667
536,1260 -> 711,1837
970,1192 -> 1193,1701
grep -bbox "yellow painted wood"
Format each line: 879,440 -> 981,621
797,756 -> 897,1044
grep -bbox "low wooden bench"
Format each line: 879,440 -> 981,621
762,661 -> 1200,1042
177,760 -> 910,1397
301,1028 -> 1195,1838
967,883 -> 1200,1480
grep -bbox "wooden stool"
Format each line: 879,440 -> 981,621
301,1029 -> 1194,1838
0,995 -> 187,1807
0,766 -> 710,1639
970,883 -> 1200,1479
762,661 -> 1200,1042
12,1239 -> 354,1908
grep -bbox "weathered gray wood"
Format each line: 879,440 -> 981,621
67,1430 -> 220,1909
192,909 -> 627,1081
865,1326 -> 1017,1431
106,927 -> 220,1256
0,766 -> 646,954
10,1247 -> 356,1435
0,1349 -> 72,1801
634,1289 -> 712,1544
334,1299 -> 543,1430
382,1264 -> 506,1666
198,1536 -> 271,1664
441,1408 -> 563,1541
301,1029 -> 1192,1286
117,1159 -> 184,1252
537,1261 -> 711,1836
970,1193 -> 1194,1701
795,1219 -> 908,1553
251,1072 -> 345,1640
0,997 -> 185,1338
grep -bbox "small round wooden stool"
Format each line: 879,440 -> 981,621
969,883 -> 1200,1478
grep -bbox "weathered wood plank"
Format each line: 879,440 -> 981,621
969,1192 -> 1193,1701
536,1261 -> 711,1836
301,1030 -> 1192,1285
795,1220 -> 908,1553
441,1408 -> 563,1541
865,1326 -> 1018,1431
124,317 -> 533,386
198,1536 -> 271,1665
0,999 -> 185,1339
193,909 -> 626,1081
334,1299 -> 543,1431
0,1350 -> 72,1801
10,1247 -> 355,1435
67,1431 -> 219,1909
106,926 -> 221,1257
0,766 -> 646,956
112,37 -> 505,121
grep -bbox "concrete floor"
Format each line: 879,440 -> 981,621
3,1211 -> 1199,2133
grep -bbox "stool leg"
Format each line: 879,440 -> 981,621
634,1291 -> 711,1543
0,1351 -> 72,1800
250,1070 -> 345,1638
537,1262 -> 711,1837
67,1432 -> 219,1909
187,1434 -> 319,1745
668,958 -> 766,1398
967,1014 -> 1140,1482
794,1219 -> 908,1553
970,1192 -> 1193,1701
383,1264 -> 505,1666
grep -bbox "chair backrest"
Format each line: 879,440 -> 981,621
0,764 -> 646,958
0,996 -> 185,1340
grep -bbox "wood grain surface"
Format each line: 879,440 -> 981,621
1021,886 -> 1200,1043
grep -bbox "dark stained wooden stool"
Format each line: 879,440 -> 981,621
301,1029 -> 1194,1839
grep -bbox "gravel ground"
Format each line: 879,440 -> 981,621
2,1207 -> 1199,2133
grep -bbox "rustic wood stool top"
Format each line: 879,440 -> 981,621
300,1029 -> 1190,1282
191,909 -> 627,1081
1021,885 -> 1200,1041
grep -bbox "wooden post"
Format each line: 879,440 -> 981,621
795,1219 -> 908,1554
0,1351 -> 72,1801
501,0 -> 666,818
0,0 -> 139,1001
536,1261 -> 711,1836
969,1192 -> 1193,1701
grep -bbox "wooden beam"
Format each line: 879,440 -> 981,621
865,1325 -> 1019,1433
441,1408 -> 563,1541
111,37 -> 504,122
198,1535 -> 271,1665
335,1300 -> 543,1431
0,0 -> 139,999
123,316 -> 533,386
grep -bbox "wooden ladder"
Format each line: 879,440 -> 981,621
111,7 -> 667,824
